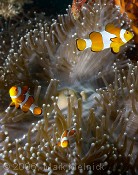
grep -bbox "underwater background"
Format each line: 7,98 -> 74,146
25,0 -> 72,17
0,0 -> 138,174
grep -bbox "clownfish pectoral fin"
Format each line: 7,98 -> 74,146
105,23 -> 115,33
57,141 -> 61,147
15,103 -> 20,109
10,101 -> 15,107
110,37 -> 122,43
76,39 -> 86,51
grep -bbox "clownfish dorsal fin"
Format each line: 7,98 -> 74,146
105,23 -> 121,37
105,23 -> 116,33
61,130 -> 68,138
110,37 -> 122,43
110,37 -> 122,45
22,86 -> 29,94
68,129 -> 76,137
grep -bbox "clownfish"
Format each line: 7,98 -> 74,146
57,129 -> 76,148
8,86 -> 42,116
76,23 -> 134,53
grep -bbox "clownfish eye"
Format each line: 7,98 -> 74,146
126,31 -> 129,34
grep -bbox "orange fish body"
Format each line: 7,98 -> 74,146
57,129 -> 76,148
76,23 -> 134,53
9,86 -> 42,116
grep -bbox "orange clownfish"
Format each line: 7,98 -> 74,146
9,86 -> 42,115
57,129 -> 76,148
76,23 -> 134,53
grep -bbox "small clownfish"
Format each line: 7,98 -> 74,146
76,23 -> 134,53
57,129 -> 76,148
9,86 -> 42,115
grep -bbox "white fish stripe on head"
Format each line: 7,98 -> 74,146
10,87 -> 22,98
120,29 -> 127,43
84,39 -> 92,49
29,104 -> 37,113
61,137 -> 68,142
20,92 -> 30,109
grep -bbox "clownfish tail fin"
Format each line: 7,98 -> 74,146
33,106 -> 43,116
29,104 -> 43,116
76,38 -> 86,51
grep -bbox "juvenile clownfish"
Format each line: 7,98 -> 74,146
76,23 -> 134,53
57,129 -> 76,148
9,86 -> 42,116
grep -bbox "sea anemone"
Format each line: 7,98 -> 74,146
0,0 -> 32,19
0,69 -> 138,174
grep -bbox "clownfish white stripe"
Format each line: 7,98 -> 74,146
61,137 -> 68,147
20,92 -> 30,109
29,104 -> 37,113
101,31 -> 116,49
61,137 -> 68,142
120,29 -> 127,43
84,39 -> 92,49
25,88 -> 30,95
10,87 -> 22,98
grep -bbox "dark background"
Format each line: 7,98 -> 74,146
25,0 -> 72,17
